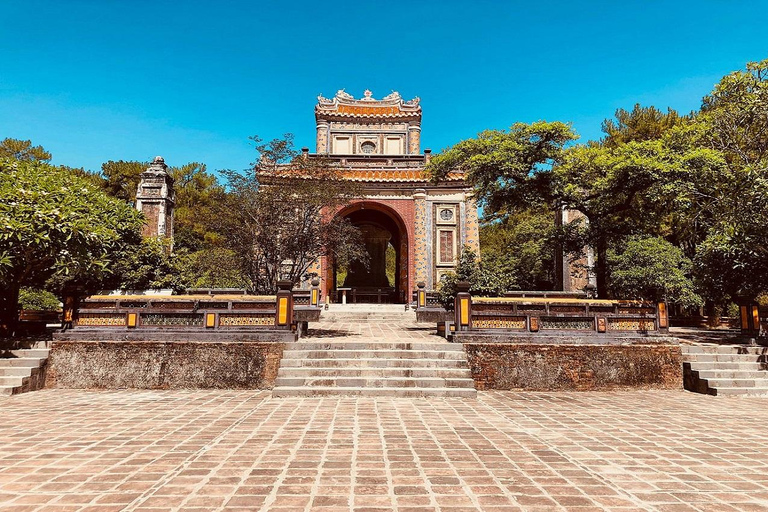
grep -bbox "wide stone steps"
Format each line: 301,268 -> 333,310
272,387 -> 477,398
0,349 -> 49,396
273,341 -> 477,398
682,345 -> 768,397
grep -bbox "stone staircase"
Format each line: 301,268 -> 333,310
321,303 -> 415,322
0,348 -> 50,396
273,341 -> 477,397
682,344 -> 768,396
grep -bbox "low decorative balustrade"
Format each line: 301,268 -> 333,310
450,283 -> 667,335
71,284 -> 296,333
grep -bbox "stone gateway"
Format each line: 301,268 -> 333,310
309,89 -> 480,302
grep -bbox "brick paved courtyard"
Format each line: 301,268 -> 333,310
2,390 -> 768,511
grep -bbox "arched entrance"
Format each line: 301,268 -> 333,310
328,202 -> 409,303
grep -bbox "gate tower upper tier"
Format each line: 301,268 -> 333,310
315,89 -> 422,156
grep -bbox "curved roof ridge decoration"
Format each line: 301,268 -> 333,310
316,89 -> 421,118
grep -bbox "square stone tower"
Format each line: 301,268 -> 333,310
135,156 -> 175,243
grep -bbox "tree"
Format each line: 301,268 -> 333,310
101,160 -> 146,203
598,104 -> 685,148
214,135 -> 366,294
427,122 -> 578,219
607,236 -> 702,308
168,162 -> 225,251
0,159 -> 143,336
480,207 -> 558,290
437,246 -> 514,308
0,138 -> 52,162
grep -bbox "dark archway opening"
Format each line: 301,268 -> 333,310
333,206 -> 407,303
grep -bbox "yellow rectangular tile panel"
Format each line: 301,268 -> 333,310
278,297 -> 288,325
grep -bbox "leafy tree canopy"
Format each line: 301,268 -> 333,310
0,138 -> 52,162
426,122 -> 577,219
607,236 -> 702,308
0,158 -> 143,335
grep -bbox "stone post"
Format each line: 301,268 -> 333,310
454,281 -> 472,332
416,282 -> 427,309
310,278 -> 321,307
657,301 -> 669,333
275,280 -> 294,330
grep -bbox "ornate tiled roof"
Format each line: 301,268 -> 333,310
316,90 -> 421,120
258,167 -> 463,183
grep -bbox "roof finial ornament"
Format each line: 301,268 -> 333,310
362,89 -> 374,101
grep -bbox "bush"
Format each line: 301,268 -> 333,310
18,288 -> 60,311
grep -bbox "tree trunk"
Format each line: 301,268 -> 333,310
595,238 -> 609,299
0,284 -> 20,339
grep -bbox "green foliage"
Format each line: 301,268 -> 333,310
0,138 -> 51,162
181,248 -> 247,289
480,207 -> 557,290
17,288 -> 60,311
426,121 -> 578,218
168,162 -> 225,251
599,104 -> 685,148
101,160 -> 146,203
607,236 -> 702,308
113,238 -> 191,293
437,246 -> 514,308
0,158 -> 143,334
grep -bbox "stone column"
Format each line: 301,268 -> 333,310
413,188 -> 429,287
408,122 -> 421,154
316,119 -> 329,153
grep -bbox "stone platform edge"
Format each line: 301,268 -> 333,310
463,342 -> 682,391
46,340 -> 285,390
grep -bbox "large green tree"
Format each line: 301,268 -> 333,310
427,122 -> 578,219
0,159 -> 143,336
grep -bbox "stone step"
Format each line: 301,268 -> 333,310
0,386 -> 15,396
272,386 -> 478,398
710,387 -> 768,397
274,376 -> 476,388
0,358 -> 45,368
0,376 -> 24,386
281,349 -> 466,360
277,367 -> 472,379
0,367 -> 34,377
682,345 -> 768,355
285,342 -> 463,351
280,358 -> 469,369
704,378 -> 768,388
5,349 -> 50,358
688,361 -> 767,371
695,370 -> 768,379
684,354 -> 767,363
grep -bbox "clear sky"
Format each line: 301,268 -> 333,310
2,1 -> 767,175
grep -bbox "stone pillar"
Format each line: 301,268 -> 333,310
408,122 -> 421,154
413,188 -> 429,287
463,193 -> 480,254
135,156 -> 175,245
316,119 -> 329,153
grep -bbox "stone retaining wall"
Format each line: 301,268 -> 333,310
46,341 -> 284,390
464,343 -> 682,391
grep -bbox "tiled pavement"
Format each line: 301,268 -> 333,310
2,390 -> 768,512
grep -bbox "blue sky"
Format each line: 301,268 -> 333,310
1,1 -> 767,175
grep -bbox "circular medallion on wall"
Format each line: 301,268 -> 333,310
361,141 -> 376,154
439,208 -> 454,221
